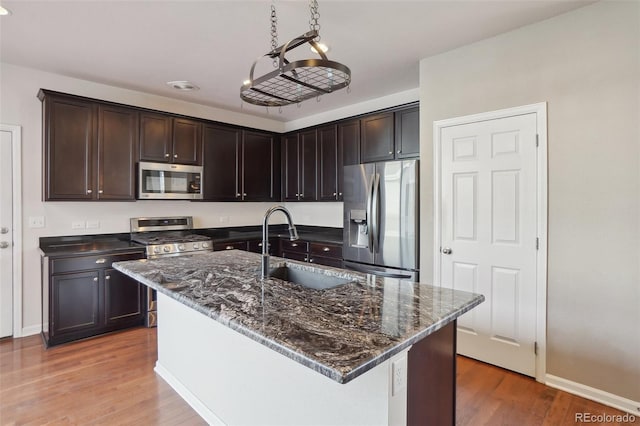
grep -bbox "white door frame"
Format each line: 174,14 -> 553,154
0,124 -> 23,338
432,103 -> 548,382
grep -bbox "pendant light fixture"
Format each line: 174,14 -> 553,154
240,0 -> 351,107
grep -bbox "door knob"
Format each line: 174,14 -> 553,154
0,241 -> 9,249
442,247 -> 452,255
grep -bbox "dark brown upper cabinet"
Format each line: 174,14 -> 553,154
395,106 -> 420,159
361,112 -> 395,163
40,90 -> 138,201
360,105 -> 419,163
317,125 -> 340,201
203,126 -> 280,202
97,105 -> 138,200
338,119 -> 360,166
139,113 -> 202,165
242,130 -> 280,202
282,130 -> 317,201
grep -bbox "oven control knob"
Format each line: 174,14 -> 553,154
177,244 -> 185,251
202,242 -> 209,249
163,245 -> 171,253
193,243 -> 200,249
153,246 -> 161,254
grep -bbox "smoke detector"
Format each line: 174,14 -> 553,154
166,81 -> 200,91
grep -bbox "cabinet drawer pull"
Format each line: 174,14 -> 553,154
95,258 -> 106,264
93,277 -> 98,282
322,247 -> 330,252
291,243 -> 298,247
225,245 -> 234,250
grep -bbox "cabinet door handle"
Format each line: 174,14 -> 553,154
309,258 -> 314,263
397,150 -> 401,154
295,193 -> 299,197
236,193 -> 241,198
338,192 -> 342,196
86,189 -> 92,194
93,277 -> 98,282
95,258 -> 106,264
323,247 -> 330,252
291,243 -> 298,247
164,153 -> 170,158
388,151 -> 393,155
225,245 -> 234,250
332,192 -> 336,196
98,190 -> 103,194
174,154 -> 178,158
243,193 -> 247,197
105,275 -> 111,280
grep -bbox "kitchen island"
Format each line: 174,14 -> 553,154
113,250 -> 484,425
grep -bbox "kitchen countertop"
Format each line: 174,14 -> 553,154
40,234 -> 144,257
113,250 -> 484,384
40,226 -> 343,257
195,225 -> 343,245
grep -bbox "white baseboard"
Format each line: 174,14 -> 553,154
20,324 -> 42,337
154,361 -> 224,425
546,374 -> 640,416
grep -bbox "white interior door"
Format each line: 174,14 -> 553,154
438,112 -> 538,377
0,128 -> 13,338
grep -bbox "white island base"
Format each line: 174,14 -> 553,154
154,293 -> 410,425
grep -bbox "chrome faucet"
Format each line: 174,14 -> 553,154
261,206 -> 298,279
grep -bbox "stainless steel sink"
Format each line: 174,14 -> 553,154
268,266 -> 353,290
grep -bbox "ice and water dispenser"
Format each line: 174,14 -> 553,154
348,209 -> 369,248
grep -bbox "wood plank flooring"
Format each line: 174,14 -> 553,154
1,327 -> 637,425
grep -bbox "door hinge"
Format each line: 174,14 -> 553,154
534,341 -> 538,355
536,238 -> 539,250
536,134 -> 539,147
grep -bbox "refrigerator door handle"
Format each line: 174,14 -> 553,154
371,173 -> 381,253
366,174 -> 375,253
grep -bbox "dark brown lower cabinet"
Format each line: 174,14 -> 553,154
42,251 -> 145,347
279,240 -> 343,268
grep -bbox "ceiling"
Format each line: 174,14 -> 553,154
0,0 -> 593,122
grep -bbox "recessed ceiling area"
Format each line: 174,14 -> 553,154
0,0 -> 594,122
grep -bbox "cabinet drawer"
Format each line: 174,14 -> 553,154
281,251 -> 308,262
309,255 -> 343,268
247,239 -> 276,254
51,251 -> 144,274
213,241 -> 247,251
280,240 -> 308,253
309,242 -> 342,259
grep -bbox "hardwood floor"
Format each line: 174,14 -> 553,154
1,328 -> 637,425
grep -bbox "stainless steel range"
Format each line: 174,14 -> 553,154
130,216 -> 212,326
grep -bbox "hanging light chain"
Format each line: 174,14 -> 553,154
309,0 -> 320,41
270,4 -> 279,67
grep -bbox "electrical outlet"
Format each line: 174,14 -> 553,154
28,216 -> 45,228
71,221 -> 85,230
392,356 -> 407,396
86,220 -> 100,229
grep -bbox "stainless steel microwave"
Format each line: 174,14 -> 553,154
138,161 -> 203,200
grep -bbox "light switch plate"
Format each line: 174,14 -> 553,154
86,220 -> 100,229
28,216 -> 45,228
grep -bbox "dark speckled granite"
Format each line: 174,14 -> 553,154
113,250 -> 484,384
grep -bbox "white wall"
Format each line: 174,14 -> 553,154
0,63 -> 346,334
419,1 -> 639,402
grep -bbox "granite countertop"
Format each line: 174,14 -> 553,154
113,250 -> 484,384
197,225 -> 343,245
40,234 -> 145,257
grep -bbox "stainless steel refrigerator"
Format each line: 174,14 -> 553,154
342,159 -> 419,281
